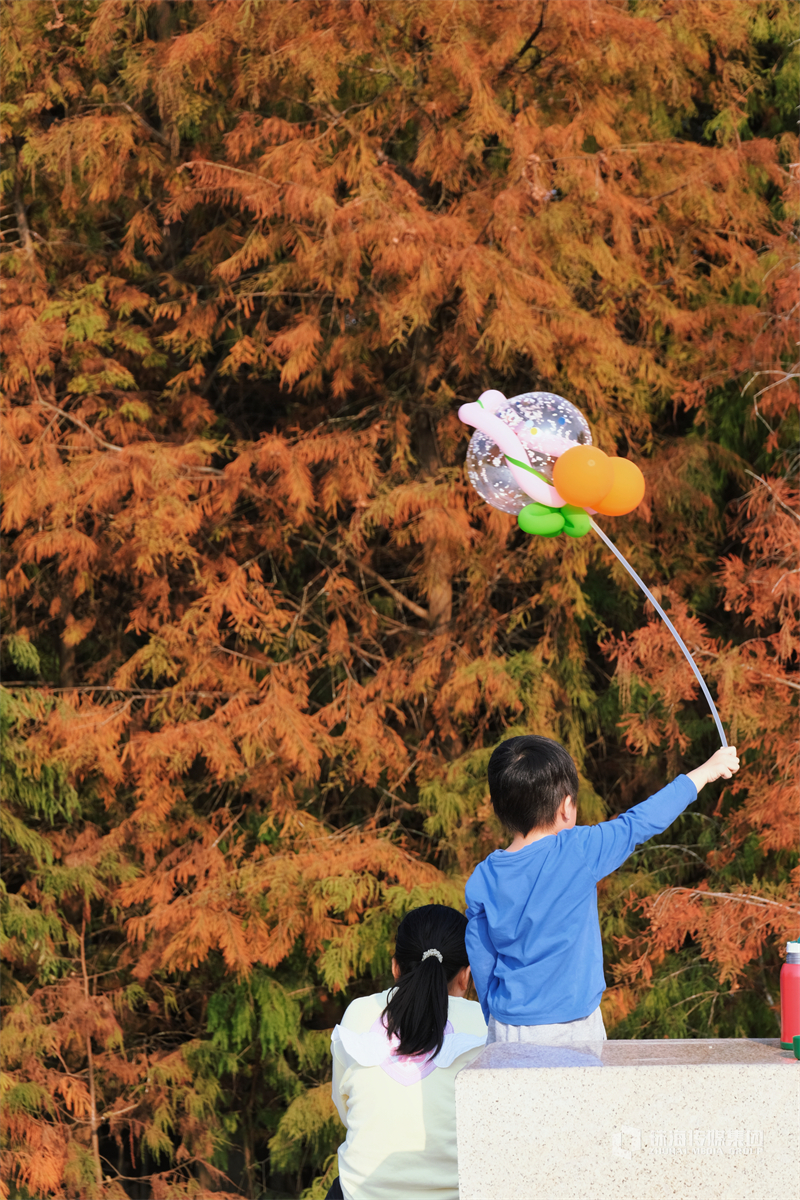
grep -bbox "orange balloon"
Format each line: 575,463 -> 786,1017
552,445 -> 614,508
593,457 -> 645,515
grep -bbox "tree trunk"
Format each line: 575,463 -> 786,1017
13,143 -> 34,260
424,542 -> 452,628
59,594 -> 75,687
80,919 -> 103,1191
416,408 -> 453,628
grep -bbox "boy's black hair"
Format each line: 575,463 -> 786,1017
488,735 -> 578,835
383,904 -> 469,1057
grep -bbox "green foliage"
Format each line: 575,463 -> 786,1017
268,1087 -> 342,1176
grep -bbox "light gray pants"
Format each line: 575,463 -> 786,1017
487,1005 -> 607,1045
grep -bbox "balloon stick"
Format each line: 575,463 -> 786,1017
589,518 -> 727,748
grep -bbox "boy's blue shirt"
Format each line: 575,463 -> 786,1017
465,775 -> 697,1025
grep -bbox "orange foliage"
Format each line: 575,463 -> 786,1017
1,1 -> 797,1195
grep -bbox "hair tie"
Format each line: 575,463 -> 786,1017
421,948 -> 443,963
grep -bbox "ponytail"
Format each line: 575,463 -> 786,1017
382,905 -> 469,1058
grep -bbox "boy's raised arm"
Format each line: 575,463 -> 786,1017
578,747 -> 739,882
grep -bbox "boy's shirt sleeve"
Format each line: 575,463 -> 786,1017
465,870 -> 497,1024
577,775 -> 697,882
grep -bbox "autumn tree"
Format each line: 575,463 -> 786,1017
2,1 -> 798,1196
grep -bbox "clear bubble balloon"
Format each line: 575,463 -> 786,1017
465,392 -> 592,515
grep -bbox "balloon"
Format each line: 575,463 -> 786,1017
463,391 -> 592,515
594,457 -> 646,516
518,502 -> 592,538
465,434 -> 532,516
552,445 -> 614,508
561,504 -> 592,538
517,503 -> 565,537
458,388 -> 645,539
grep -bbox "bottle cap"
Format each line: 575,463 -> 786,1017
787,941 -> 800,954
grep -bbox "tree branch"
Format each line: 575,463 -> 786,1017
177,159 -> 279,187
498,2 -> 549,78
653,887 -> 799,915
343,551 -> 429,622
30,387 -> 123,453
743,469 -> 800,524
118,100 -> 169,147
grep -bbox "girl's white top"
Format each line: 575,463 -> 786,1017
331,988 -> 487,1200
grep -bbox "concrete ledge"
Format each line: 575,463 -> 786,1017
455,1038 -> 797,1199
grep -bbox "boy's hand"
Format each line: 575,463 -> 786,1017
686,746 -> 740,794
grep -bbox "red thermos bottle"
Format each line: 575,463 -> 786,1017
780,940 -> 800,1050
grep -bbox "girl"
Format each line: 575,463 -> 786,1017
327,904 -> 487,1199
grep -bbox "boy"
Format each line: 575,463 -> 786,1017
465,735 -> 739,1044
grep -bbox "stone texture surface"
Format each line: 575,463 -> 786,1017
455,1038 -> 797,1200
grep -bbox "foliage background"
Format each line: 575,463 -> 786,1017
1,1 -> 798,1197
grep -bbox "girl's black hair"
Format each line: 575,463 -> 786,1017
382,904 -> 469,1058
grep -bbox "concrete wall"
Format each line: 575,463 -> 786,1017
456,1038 -> 797,1199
